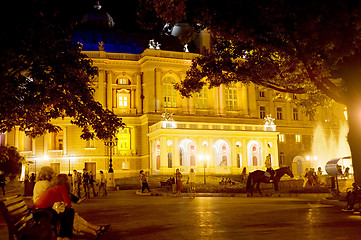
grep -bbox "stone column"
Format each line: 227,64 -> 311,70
154,69 -> 162,113
106,71 -> 113,110
135,73 -> 142,114
241,85 -> 249,116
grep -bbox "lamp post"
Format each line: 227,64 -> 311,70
104,138 -> 118,187
68,156 -> 73,175
199,154 -> 209,184
34,157 -> 37,177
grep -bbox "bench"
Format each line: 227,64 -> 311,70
160,181 -> 172,188
0,195 -> 53,240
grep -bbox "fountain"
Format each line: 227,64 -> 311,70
310,122 -> 351,173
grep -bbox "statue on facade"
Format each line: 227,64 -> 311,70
162,109 -> 174,121
98,41 -> 104,51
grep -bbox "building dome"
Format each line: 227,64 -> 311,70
81,1 -> 114,30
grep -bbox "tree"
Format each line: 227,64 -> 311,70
0,146 -> 23,177
141,0 -> 361,185
0,0 -> 124,141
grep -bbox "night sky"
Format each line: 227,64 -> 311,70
75,0 -> 144,32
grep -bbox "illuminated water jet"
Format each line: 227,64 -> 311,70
311,122 -> 351,172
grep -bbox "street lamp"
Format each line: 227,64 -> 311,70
68,156 -> 74,175
34,157 -> 37,177
104,138 -> 118,188
199,154 -> 209,184
104,138 -> 118,173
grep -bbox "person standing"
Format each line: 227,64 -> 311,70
0,170 -> 6,196
98,171 -> 107,196
139,170 -> 151,193
88,171 -> 97,197
302,168 -> 310,187
241,167 -> 247,183
72,170 -> 81,198
82,169 -> 90,198
175,169 -> 183,194
187,168 -> 196,197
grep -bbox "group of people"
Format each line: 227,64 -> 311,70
71,169 -> 107,199
302,167 -> 324,187
171,168 -> 196,195
139,168 -> 196,195
32,166 -> 110,240
219,177 -> 233,185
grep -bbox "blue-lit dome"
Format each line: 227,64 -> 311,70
81,1 -> 114,30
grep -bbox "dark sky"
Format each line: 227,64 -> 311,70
76,0 -> 143,32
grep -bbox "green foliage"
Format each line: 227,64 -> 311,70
0,146 -> 23,177
145,0 -> 361,108
0,0 -> 124,140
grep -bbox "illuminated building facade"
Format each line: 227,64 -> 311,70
1,3 -> 347,179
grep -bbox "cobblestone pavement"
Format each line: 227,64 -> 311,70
0,188 -> 360,240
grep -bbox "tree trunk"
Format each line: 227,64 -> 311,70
347,102 -> 361,187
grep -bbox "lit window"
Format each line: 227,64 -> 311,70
195,87 -> 208,109
293,108 -> 299,120
260,106 -> 266,119
117,89 -> 130,108
279,134 -> 285,142
117,127 -> 131,151
279,152 -> 285,165
225,84 -> 238,110
118,78 -> 128,85
122,161 -> 129,170
85,138 -> 95,148
118,96 -> 128,107
295,135 -> 301,143
162,76 -> 177,108
24,132 -> 32,151
259,91 -> 265,98
276,107 -> 283,120
49,131 -> 63,150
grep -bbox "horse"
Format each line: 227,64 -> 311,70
246,167 -> 294,197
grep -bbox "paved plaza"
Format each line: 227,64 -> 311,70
0,189 -> 360,240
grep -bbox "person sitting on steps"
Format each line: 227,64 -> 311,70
343,183 -> 361,212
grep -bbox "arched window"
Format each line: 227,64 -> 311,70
162,76 -> 177,108
154,141 -> 161,170
179,139 -> 197,167
214,140 -> 231,167
117,78 -> 129,85
190,155 -> 196,166
247,141 -> 262,166
180,148 -> 183,166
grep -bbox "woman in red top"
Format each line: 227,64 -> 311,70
34,184 -> 72,209
34,174 -> 74,240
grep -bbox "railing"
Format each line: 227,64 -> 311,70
149,121 -> 275,132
